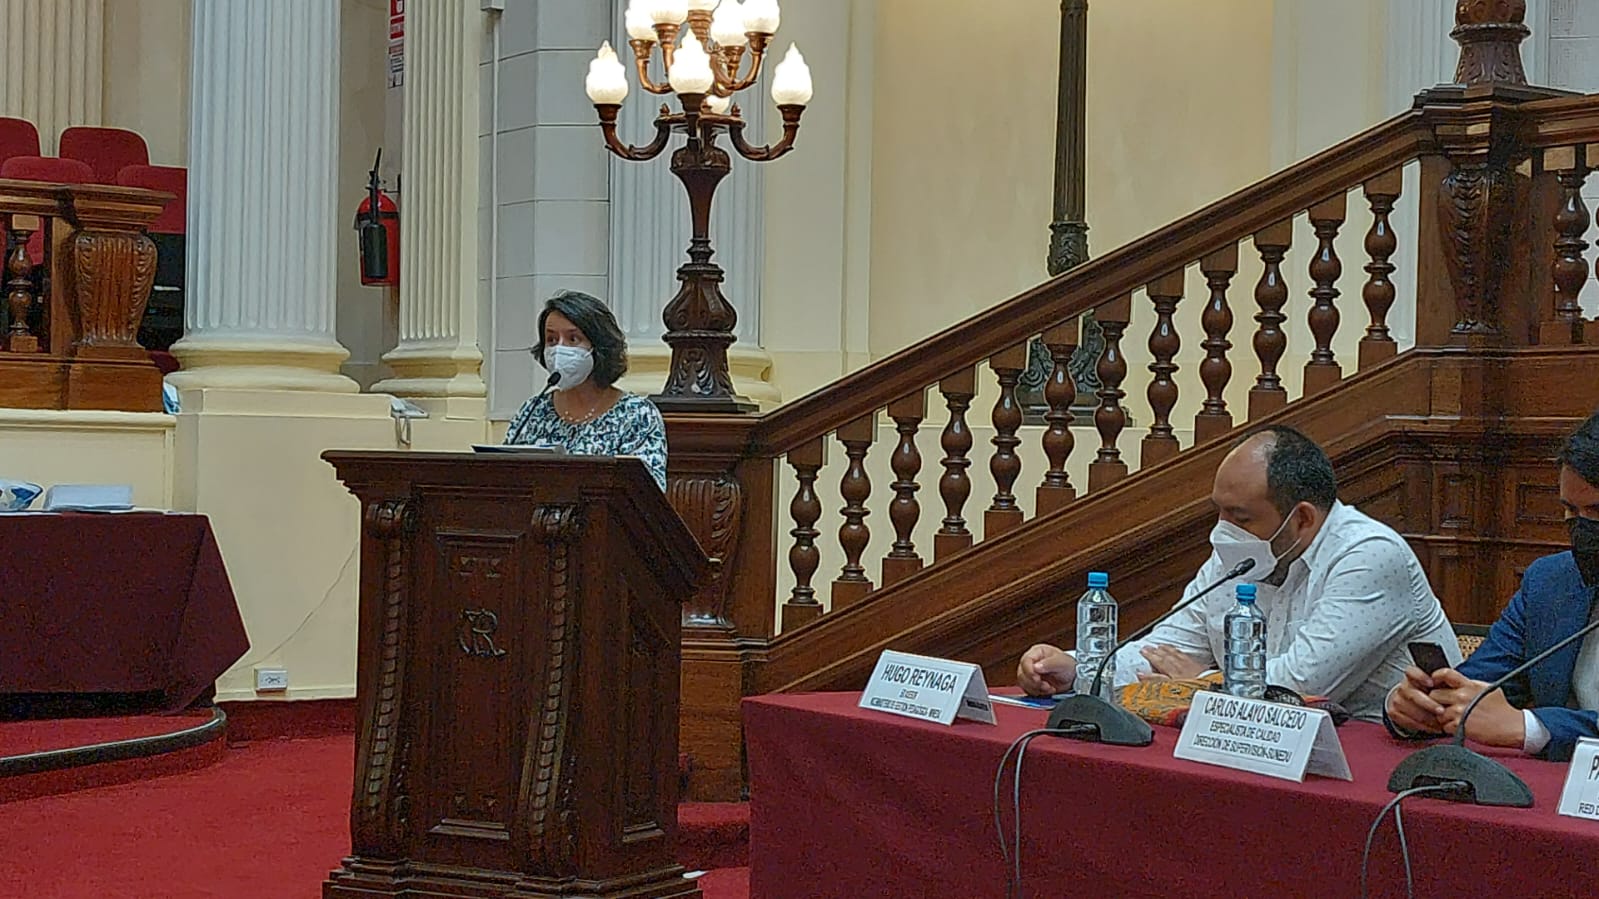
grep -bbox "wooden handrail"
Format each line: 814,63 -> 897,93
748,109 -> 1433,456
1521,93 -> 1599,148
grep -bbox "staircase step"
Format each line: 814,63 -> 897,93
678,801 -> 750,870
0,709 -> 228,804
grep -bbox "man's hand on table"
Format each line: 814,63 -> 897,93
1016,644 -> 1076,697
1138,644 -> 1208,680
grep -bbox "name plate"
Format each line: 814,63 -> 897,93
1557,737 -> 1599,820
859,650 -> 996,727
1173,691 -> 1351,782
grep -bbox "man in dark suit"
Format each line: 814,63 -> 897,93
1386,412 -> 1599,761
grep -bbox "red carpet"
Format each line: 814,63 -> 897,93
0,734 -> 750,898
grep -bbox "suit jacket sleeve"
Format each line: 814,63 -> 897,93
1458,575 -> 1599,762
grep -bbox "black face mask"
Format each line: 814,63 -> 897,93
1569,516 -> 1599,586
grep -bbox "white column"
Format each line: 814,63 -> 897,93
1385,0 -> 1459,114
169,0 -> 356,392
0,0 -> 103,154
606,0 -> 777,405
372,0 -> 485,408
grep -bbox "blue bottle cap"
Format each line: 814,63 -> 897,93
1087,571 -> 1109,589
1236,582 -> 1257,601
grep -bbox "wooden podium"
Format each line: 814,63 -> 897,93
321,451 -> 708,899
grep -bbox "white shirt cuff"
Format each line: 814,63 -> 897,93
1522,709 -> 1552,755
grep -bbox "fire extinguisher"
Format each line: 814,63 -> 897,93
354,149 -> 400,286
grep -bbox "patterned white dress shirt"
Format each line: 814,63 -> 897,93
1098,500 -> 1460,722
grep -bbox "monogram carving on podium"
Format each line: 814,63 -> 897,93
666,475 -> 743,630
69,229 -> 158,354
356,497 -> 417,853
458,609 -> 508,659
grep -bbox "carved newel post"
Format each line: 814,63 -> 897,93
1423,0 -> 1560,346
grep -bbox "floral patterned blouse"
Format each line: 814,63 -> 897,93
504,392 -> 668,491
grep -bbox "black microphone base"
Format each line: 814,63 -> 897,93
1386,743 -> 1533,807
1045,695 -> 1153,746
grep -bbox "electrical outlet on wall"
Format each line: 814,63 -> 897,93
254,667 -> 289,693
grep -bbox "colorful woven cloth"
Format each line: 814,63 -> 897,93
1116,672 -> 1350,729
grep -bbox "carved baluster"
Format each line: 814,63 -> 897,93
831,414 -> 876,609
1195,245 -> 1238,444
4,216 -> 42,353
882,390 -> 926,587
935,368 -> 977,561
1359,170 -> 1402,369
1036,318 -> 1078,516
1540,146 -> 1590,346
1142,270 -> 1184,465
1249,221 -> 1293,420
986,344 -> 1027,539
781,437 -> 826,631
1087,293 -> 1132,492
1302,195 -> 1347,395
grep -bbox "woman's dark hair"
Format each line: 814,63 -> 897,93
536,290 -> 629,388
1559,412 -> 1599,488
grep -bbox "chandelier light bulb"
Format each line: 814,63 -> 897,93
669,33 -> 716,96
711,0 -> 749,47
742,0 -> 780,34
770,43 -> 812,106
651,0 -> 689,25
625,4 -> 657,41
705,93 -> 732,114
687,0 -> 719,10
584,42 -> 630,105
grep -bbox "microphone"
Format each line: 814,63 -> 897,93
1387,606 -> 1599,807
536,370 -> 561,401
1045,557 -> 1257,746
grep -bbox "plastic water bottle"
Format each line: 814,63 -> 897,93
1073,571 -> 1118,701
1223,583 -> 1267,699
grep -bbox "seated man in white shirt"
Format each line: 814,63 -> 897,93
1016,425 -> 1459,722
1384,412 -> 1599,760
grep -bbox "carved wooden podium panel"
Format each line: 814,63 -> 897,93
322,452 -> 707,899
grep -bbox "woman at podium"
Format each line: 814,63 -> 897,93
504,291 -> 668,490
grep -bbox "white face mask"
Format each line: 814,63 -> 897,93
544,345 -> 594,391
1209,514 -> 1300,582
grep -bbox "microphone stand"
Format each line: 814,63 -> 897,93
1387,608 -> 1599,807
1046,558 -> 1257,746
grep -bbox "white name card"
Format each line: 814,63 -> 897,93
1557,737 -> 1599,820
859,650 -> 996,727
1173,691 -> 1352,782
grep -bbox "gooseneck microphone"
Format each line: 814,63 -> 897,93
1388,606 -> 1599,807
1046,557 -> 1257,746
536,370 -> 561,401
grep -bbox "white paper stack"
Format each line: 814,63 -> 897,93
42,484 -> 135,512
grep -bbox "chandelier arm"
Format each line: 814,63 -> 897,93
597,109 -> 675,162
630,40 -> 674,96
727,106 -> 804,162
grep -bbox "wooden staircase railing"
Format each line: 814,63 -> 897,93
664,84 -> 1599,800
0,178 -> 170,412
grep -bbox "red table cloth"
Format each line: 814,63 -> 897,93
0,513 -> 247,712
745,692 -> 1599,898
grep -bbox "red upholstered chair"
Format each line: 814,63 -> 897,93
0,156 -> 95,264
58,126 -> 149,184
0,117 -> 41,169
116,164 -> 188,351
116,164 -> 186,235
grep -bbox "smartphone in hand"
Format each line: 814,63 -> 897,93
1407,641 -> 1451,675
